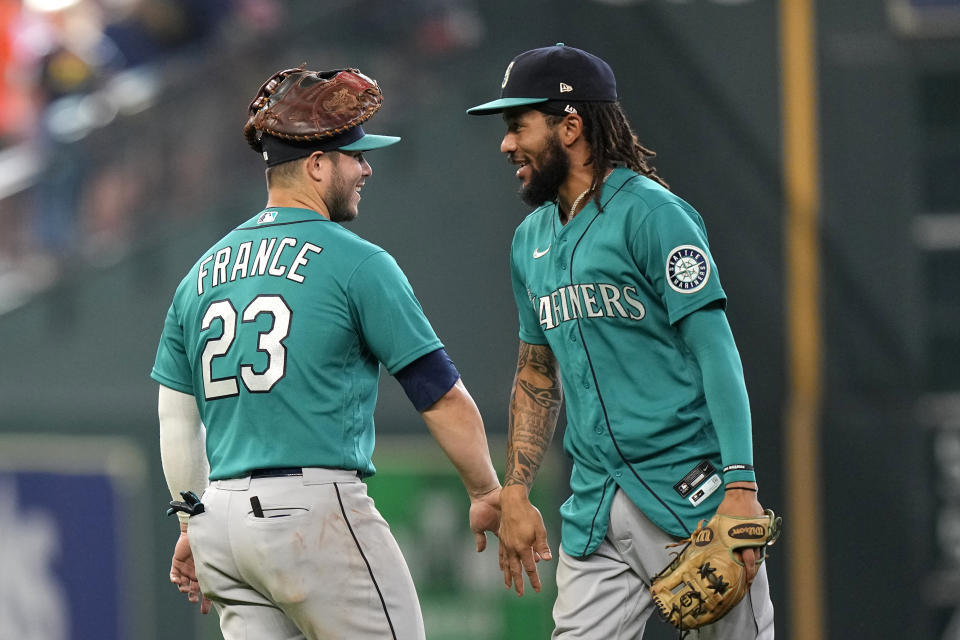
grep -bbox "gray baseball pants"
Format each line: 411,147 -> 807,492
187,468 -> 425,639
553,488 -> 775,639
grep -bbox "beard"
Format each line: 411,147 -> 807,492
326,157 -> 358,223
519,132 -> 570,207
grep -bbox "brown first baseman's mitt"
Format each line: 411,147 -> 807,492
243,66 -> 383,152
650,509 -> 782,631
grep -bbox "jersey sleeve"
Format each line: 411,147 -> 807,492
151,299 -> 195,394
510,235 -> 548,345
634,202 -> 727,325
677,306 -> 756,484
348,251 -> 443,375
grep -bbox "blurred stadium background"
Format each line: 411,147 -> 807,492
0,0 -> 957,638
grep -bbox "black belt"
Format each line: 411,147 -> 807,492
249,467 -> 303,478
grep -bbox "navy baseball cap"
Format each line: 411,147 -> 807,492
260,125 -> 400,167
467,43 -> 618,115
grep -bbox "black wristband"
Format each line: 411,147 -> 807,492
722,463 -> 754,474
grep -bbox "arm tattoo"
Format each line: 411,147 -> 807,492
517,379 -> 557,409
506,342 -> 563,491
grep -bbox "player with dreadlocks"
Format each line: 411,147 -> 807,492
547,100 -> 669,203
468,44 -> 778,638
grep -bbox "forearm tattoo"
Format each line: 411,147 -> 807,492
506,342 -> 563,490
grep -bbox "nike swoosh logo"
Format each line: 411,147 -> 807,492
533,246 -> 551,259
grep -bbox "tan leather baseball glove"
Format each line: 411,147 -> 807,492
650,509 -> 782,631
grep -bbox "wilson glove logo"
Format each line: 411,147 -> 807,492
693,528 -> 715,547
727,524 -> 766,540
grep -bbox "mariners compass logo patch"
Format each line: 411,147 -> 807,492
666,245 -> 710,293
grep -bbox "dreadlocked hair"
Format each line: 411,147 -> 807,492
548,101 -> 668,209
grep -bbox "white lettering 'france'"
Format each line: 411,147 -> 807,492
197,237 -> 323,295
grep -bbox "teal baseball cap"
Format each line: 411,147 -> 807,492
337,129 -> 401,152
467,43 -> 618,115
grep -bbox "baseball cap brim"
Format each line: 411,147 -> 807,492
338,134 -> 401,151
466,97 -> 549,115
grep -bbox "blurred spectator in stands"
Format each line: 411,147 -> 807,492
27,1 -> 120,268
12,0 -> 245,271
0,0 -> 294,312
104,0 -> 233,69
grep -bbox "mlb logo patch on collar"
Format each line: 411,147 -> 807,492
257,210 -> 278,224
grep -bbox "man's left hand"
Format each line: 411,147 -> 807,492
716,484 -> 764,585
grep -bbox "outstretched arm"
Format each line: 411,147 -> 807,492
500,341 -> 563,596
421,378 -> 502,551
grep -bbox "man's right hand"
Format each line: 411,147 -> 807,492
497,484 -> 552,596
170,525 -> 212,614
469,485 -> 502,552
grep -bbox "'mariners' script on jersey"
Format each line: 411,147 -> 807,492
538,283 -> 646,330
196,237 -> 323,295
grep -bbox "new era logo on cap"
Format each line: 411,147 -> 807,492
560,82 -> 573,93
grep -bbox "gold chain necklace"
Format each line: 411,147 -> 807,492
567,186 -> 592,221
567,169 -> 613,221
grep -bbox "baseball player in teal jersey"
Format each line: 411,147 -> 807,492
152,67 -> 501,639
468,45 -> 777,637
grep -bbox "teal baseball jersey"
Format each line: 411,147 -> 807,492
510,168 -> 739,556
152,207 -> 442,480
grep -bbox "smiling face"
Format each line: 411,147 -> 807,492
325,150 -> 372,222
501,108 -> 570,207
500,108 -> 570,207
